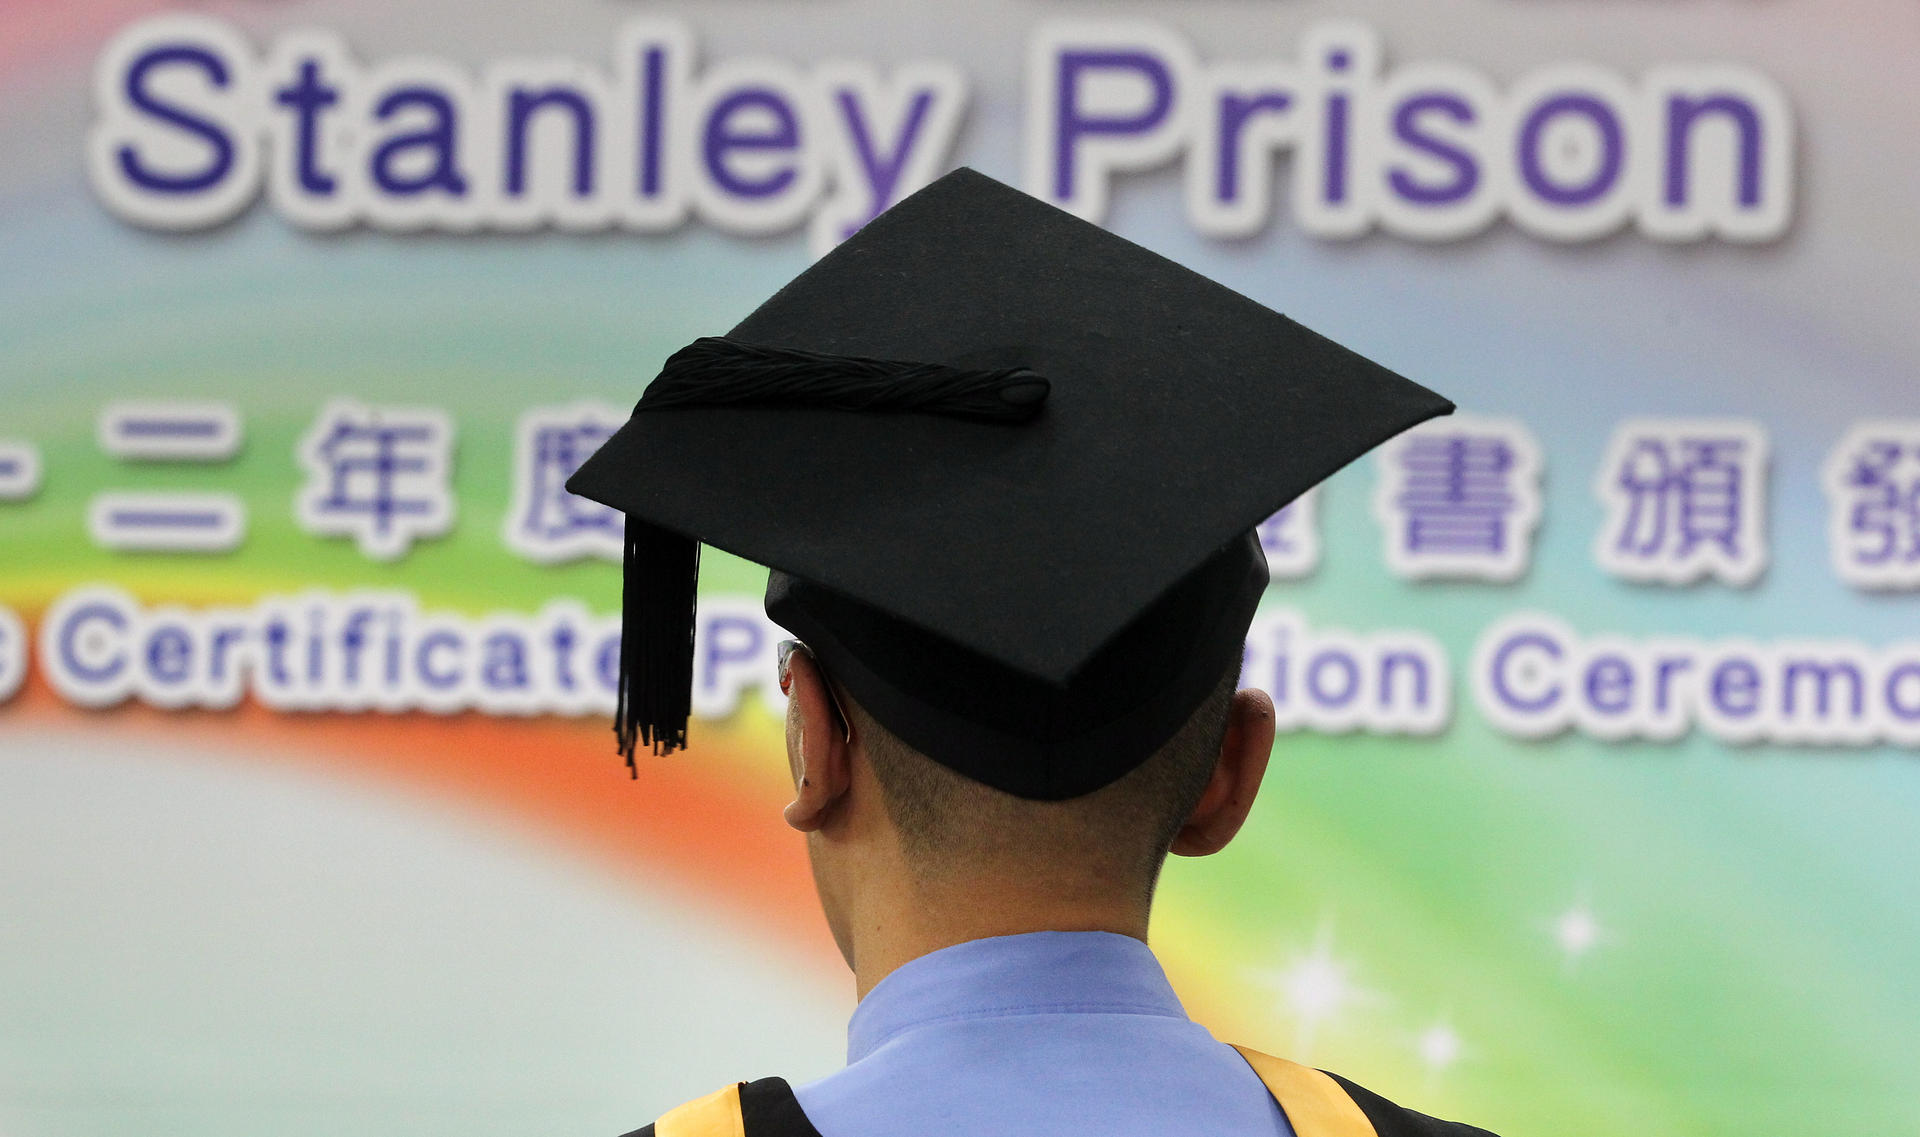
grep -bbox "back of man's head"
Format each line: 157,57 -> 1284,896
848,668 -> 1240,902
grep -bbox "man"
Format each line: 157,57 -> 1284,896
569,168 -> 1500,1136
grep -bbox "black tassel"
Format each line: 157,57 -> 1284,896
615,336 -> 1046,768
616,518 -> 701,770
638,336 -> 1049,421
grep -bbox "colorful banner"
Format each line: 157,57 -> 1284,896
2,3 -> 1916,1136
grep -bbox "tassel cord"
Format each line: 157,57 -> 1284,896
612,335 -> 1047,768
639,337 -> 1048,422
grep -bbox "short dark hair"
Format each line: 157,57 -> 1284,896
847,668 -> 1239,900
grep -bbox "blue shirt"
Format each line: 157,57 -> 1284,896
792,931 -> 1295,1137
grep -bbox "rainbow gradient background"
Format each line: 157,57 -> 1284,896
2,3 -> 1918,1135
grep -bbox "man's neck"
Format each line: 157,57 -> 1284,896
847,870 -> 1152,1000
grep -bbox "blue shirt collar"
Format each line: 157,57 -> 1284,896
846,931 -> 1191,1064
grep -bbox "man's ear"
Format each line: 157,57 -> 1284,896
1169,688 -> 1275,858
782,648 -> 854,833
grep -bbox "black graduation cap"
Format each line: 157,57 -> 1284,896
567,168 -> 1451,801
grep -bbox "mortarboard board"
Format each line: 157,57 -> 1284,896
567,167 -> 1451,801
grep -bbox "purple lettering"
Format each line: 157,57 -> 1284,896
372,86 -> 467,196
415,630 -> 463,690
60,604 -> 127,684
1781,659 -> 1864,718
1306,650 -> 1360,708
1653,654 -> 1693,715
1665,93 -> 1764,208
340,608 -> 375,685
307,608 -> 324,683
1053,50 -> 1175,200
208,623 -> 245,685
481,632 -> 529,691
703,88 -> 800,198
117,45 -> 236,193
1323,96 -> 1350,205
506,86 -> 595,197
1491,631 -> 1563,715
1583,655 -> 1633,715
551,624 -> 577,691
1709,658 -> 1761,718
1388,92 -> 1478,206
638,46 -> 667,198
1886,663 -> 1920,723
145,625 -> 193,685
1379,651 -> 1431,708
1214,91 -> 1291,203
1518,94 -> 1623,207
596,632 -> 622,692
832,86 -> 934,239
274,58 -> 339,195
263,618 -> 291,686
701,615 -> 764,692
